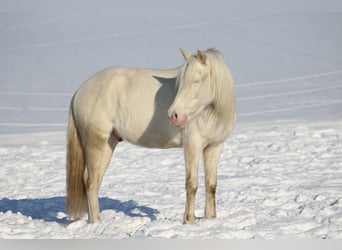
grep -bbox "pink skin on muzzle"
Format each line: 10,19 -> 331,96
169,111 -> 188,128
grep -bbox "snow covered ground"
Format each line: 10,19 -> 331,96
1,0 -> 342,239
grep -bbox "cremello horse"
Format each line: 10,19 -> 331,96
66,48 -> 236,224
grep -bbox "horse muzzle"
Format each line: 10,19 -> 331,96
168,110 -> 188,128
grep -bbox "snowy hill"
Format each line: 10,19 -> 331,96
0,0 -> 342,238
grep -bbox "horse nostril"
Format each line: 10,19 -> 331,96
170,112 -> 178,123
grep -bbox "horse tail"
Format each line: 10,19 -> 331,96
66,97 -> 87,220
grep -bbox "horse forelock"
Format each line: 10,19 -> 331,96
175,56 -> 196,90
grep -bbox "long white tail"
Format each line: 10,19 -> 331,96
66,100 -> 87,220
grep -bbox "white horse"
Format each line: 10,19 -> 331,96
66,48 -> 236,224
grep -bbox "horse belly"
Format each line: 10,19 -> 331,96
137,126 -> 183,148
119,109 -> 182,148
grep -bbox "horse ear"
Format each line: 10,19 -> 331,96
197,49 -> 207,64
180,48 -> 192,60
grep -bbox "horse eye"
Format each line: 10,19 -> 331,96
193,79 -> 201,84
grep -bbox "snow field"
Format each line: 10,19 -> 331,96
1,123 -> 341,238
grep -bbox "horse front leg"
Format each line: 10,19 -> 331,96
183,141 -> 201,224
203,143 -> 224,219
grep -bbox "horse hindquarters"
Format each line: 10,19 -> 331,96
66,107 -> 87,221
66,101 -> 118,223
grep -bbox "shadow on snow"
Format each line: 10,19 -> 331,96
0,197 -> 159,224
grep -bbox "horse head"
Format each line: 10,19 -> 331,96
168,49 -> 214,128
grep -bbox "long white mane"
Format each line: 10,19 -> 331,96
205,49 -> 236,132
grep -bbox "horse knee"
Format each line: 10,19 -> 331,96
186,178 -> 198,194
207,183 -> 217,196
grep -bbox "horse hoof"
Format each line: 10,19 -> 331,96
183,216 -> 196,225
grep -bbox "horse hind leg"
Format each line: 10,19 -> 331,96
84,131 -> 118,223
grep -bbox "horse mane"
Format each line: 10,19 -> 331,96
205,49 -> 236,132
201,49 -> 237,133
206,49 -> 235,109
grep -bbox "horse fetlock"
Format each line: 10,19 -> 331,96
205,209 -> 217,219
88,215 -> 101,224
183,214 -> 196,224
